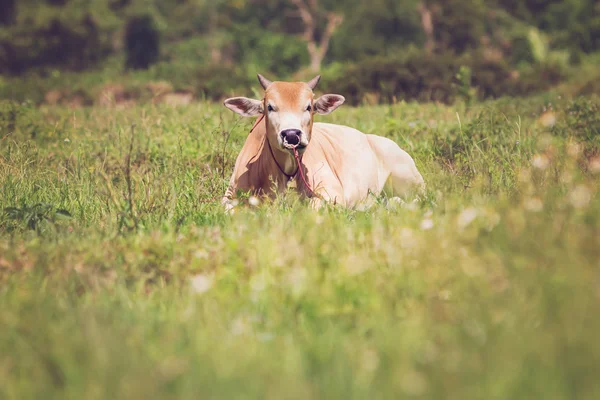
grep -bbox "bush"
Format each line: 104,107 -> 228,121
193,65 -> 254,101
321,52 -> 568,105
0,0 -> 16,25
322,52 -> 460,105
0,16 -> 108,75
552,98 -> 600,146
124,15 -> 160,70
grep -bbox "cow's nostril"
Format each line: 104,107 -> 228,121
281,129 -> 301,146
285,132 -> 300,145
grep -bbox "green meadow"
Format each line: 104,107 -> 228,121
1,91 -> 599,399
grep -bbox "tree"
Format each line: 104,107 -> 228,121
327,0 -> 423,63
289,0 -> 343,72
418,2 -> 435,53
124,15 -> 160,70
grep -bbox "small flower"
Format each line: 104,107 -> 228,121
524,197 -> 544,212
248,196 -> 260,207
538,111 -> 556,128
589,157 -> 600,174
193,249 -> 209,259
569,185 -> 592,209
567,143 -> 582,158
190,273 -> 213,294
420,218 -> 434,230
64,138 -> 70,143
457,208 -> 478,229
532,154 -> 550,170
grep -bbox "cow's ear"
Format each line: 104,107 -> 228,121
314,94 -> 345,115
224,97 -> 263,117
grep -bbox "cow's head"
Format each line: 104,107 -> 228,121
224,74 -> 345,154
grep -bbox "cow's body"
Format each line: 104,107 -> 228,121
223,117 -> 424,210
222,75 -> 424,211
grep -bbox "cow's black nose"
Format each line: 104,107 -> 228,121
281,129 -> 301,146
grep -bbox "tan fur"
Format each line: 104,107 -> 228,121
222,81 -> 424,211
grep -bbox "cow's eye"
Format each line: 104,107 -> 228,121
306,104 -> 312,112
267,104 -> 274,112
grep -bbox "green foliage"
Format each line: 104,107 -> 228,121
0,100 -> 40,139
0,0 -> 16,25
0,15 -> 110,74
231,26 -> 309,78
551,98 -> 600,148
433,0 -> 487,53
124,15 -> 160,70
328,0 -> 423,61
2,203 -> 72,234
321,51 -> 567,105
1,93 -> 600,398
454,65 -> 477,106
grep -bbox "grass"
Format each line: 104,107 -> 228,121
1,92 -> 599,399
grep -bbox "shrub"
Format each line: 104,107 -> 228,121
0,16 -> 109,75
0,0 -> 16,25
552,98 -> 600,146
322,52 -> 460,105
124,15 -> 160,70
321,51 -> 567,105
193,64 -> 254,101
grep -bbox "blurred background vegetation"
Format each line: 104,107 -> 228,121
1,0 -> 599,105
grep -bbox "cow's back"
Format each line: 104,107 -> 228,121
304,123 -> 383,206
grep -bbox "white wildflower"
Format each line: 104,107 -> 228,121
538,111 -> 556,128
193,249 -> 209,259
589,157 -> 600,174
569,185 -> 592,209
524,197 -> 544,212
248,196 -> 260,207
457,208 -> 478,229
532,154 -> 550,170
420,218 -> 434,230
567,143 -> 581,158
190,273 -> 213,294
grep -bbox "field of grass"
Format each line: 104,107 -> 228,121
1,92 -> 599,399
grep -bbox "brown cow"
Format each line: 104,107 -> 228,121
222,74 -> 424,211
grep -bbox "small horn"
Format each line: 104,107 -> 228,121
257,74 -> 272,90
306,75 -> 321,90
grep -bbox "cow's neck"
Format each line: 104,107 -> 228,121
265,134 -> 297,178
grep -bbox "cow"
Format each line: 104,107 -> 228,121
222,74 -> 424,211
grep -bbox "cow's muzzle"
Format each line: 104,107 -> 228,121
280,129 -> 302,149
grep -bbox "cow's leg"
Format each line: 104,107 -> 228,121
222,196 -> 235,214
221,180 -> 237,214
